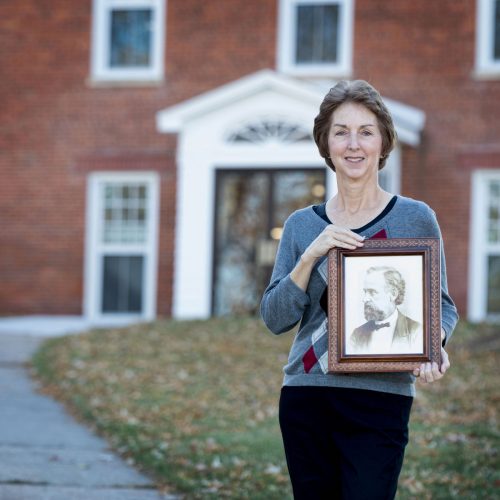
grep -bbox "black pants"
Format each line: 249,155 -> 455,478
279,386 -> 413,500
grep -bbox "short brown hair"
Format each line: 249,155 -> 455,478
313,80 -> 397,171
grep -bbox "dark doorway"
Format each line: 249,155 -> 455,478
212,168 -> 326,315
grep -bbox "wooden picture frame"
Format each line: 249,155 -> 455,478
327,238 -> 441,373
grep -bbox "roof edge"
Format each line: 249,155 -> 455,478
156,70 -> 426,145
156,69 -> 321,132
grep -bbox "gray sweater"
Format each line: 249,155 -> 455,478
260,195 -> 459,397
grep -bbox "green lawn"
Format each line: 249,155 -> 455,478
32,318 -> 499,499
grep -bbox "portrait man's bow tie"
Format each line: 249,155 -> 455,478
357,320 -> 391,335
374,322 -> 390,330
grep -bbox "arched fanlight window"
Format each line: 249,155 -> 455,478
226,119 -> 313,144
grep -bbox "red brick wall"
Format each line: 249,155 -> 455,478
166,0 -> 276,95
1,0 -> 499,316
0,0 -> 276,316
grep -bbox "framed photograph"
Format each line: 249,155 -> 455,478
327,238 -> 441,373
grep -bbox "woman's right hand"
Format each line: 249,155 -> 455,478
291,225 -> 364,291
303,224 -> 365,263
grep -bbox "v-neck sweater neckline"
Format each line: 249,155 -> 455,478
312,195 -> 398,233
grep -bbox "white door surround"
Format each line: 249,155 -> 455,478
156,70 -> 425,319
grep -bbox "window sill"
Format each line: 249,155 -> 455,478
86,76 -> 165,88
471,67 -> 500,80
277,65 -> 352,79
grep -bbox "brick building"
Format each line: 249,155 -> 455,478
1,0 -> 499,324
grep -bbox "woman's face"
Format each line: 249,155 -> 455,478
327,102 -> 383,181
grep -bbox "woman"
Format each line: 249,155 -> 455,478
260,80 -> 458,500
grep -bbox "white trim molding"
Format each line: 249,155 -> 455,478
381,97 -> 426,147
157,70 -> 426,144
90,0 -> 166,83
156,70 -> 423,319
84,171 -> 160,324
475,0 -> 500,78
277,0 -> 354,77
157,70 -> 323,132
468,169 -> 500,321
379,145 -> 401,195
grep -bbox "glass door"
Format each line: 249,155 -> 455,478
212,169 -> 326,315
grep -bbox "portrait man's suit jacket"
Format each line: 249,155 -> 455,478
349,310 -> 422,352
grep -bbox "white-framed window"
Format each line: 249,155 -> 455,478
84,172 -> 160,323
469,170 -> 500,321
475,0 -> 500,77
90,0 -> 166,83
277,0 -> 354,77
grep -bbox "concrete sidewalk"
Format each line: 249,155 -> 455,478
0,332 -> 179,500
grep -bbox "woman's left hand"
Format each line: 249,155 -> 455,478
413,328 -> 450,383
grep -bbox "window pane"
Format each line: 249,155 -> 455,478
110,9 -> 152,68
487,255 -> 500,314
322,5 -> 339,61
495,0 -> 500,60
296,4 -> 339,63
273,171 -> 326,227
103,182 -> 148,244
296,5 -> 314,62
488,180 -> 500,243
213,173 -> 270,316
102,256 -> 143,313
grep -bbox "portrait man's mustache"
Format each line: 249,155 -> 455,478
364,302 -> 386,321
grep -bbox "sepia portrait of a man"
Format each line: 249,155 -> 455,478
346,265 -> 424,355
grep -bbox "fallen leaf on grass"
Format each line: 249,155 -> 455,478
444,432 -> 469,444
265,464 -> 282,475
401,476 -> 425,495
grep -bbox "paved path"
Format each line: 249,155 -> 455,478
0,333 -> 179,500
